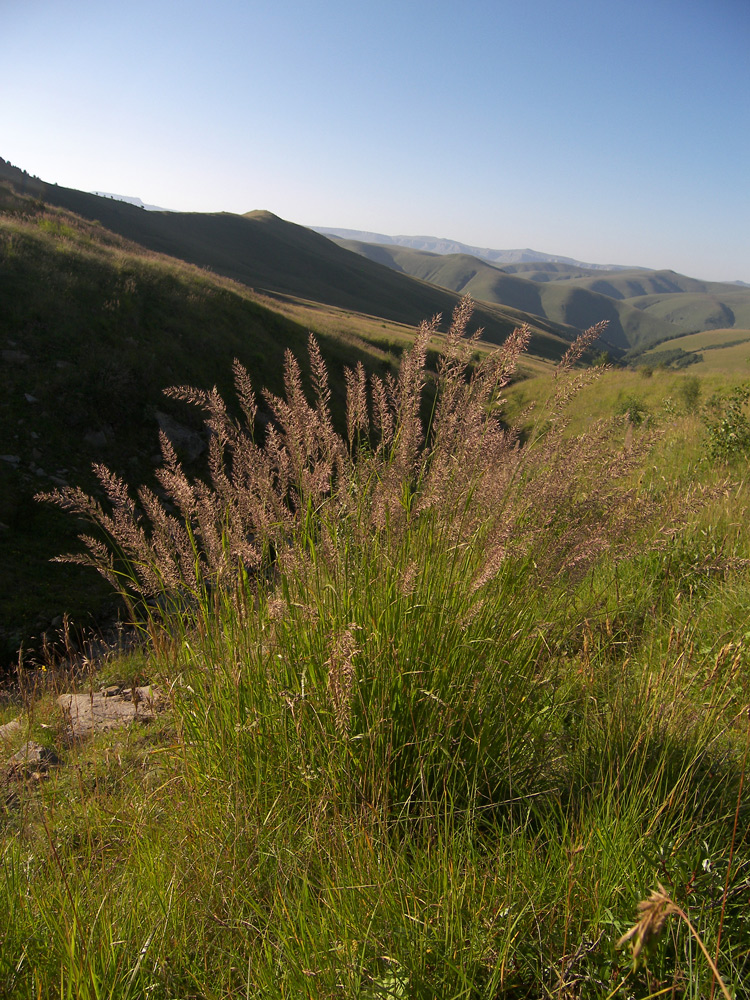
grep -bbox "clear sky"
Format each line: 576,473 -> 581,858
3,0 -> 749,281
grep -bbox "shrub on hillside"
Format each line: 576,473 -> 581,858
702,382 -> 750,462
615,393 -> 650,427
676,374 -> 701,413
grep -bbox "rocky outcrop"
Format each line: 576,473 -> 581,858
57,685 -> 165,738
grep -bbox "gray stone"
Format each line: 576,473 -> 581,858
83,428 -> 110,450
0,717 -> 21,741
155,410 -> 206,463
6,741 -> 60,778
58,686 -> 164,738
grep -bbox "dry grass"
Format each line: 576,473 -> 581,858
39,302 -> 671,618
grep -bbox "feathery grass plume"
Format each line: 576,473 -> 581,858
344,361 -> 369,453
326,624 -> 360,735
618,885 -> 733,1000
231,357 -> 257,428
554,320 -> 609,377
39,302 -> 670,634
617,884 -> 677,961
391,315 -> 433,476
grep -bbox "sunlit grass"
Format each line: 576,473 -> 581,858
3,306 -> 750,998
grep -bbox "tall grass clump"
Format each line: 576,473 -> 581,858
42,305 -> 663,822
25,300 -> 750,996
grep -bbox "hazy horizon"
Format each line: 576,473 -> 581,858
2,0 -> 748,283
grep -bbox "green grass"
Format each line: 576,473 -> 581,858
3,312 -> 750,997
639,329 -> 750,375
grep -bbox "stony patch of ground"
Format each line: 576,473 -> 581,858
57,685 -> 165,739
1,684 -> 168,810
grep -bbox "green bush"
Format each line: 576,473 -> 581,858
615,393 -> 650,426
676,374 -> 701,413
702,382 -> 750,461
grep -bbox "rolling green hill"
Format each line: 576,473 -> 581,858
335,241 -> 685,351
335,238 -> 750,350
635,327 -> 750,375
491,261 -> 606,281
626,290 -> 750,330
0,159 -> 576,360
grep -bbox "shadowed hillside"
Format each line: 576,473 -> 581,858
0,159 -> 577,360
0,188 -> 422,663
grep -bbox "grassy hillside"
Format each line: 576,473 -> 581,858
0,159 -> 575,360
564,269 -> 747,299
337,240 -> 685,351
491,260 -> 606,281
3,325 -> 750,998
637,328 -> 750,375
337,236 -> 750,350
0,188 -> 426,663
627,291 -> 750,330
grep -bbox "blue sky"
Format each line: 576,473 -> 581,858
3,0 -> 749,280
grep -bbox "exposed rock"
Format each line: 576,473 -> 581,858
58,686 -> 165,739
1,350 -> 29,363
83,426 -> 113,450
0,717 -> 21,741
155,410 -> 206,463
0,455 -> 20,465
6,740 -> 60,778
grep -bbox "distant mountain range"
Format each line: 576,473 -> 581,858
91,192 -> 170,212
313,228 -> 642,272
